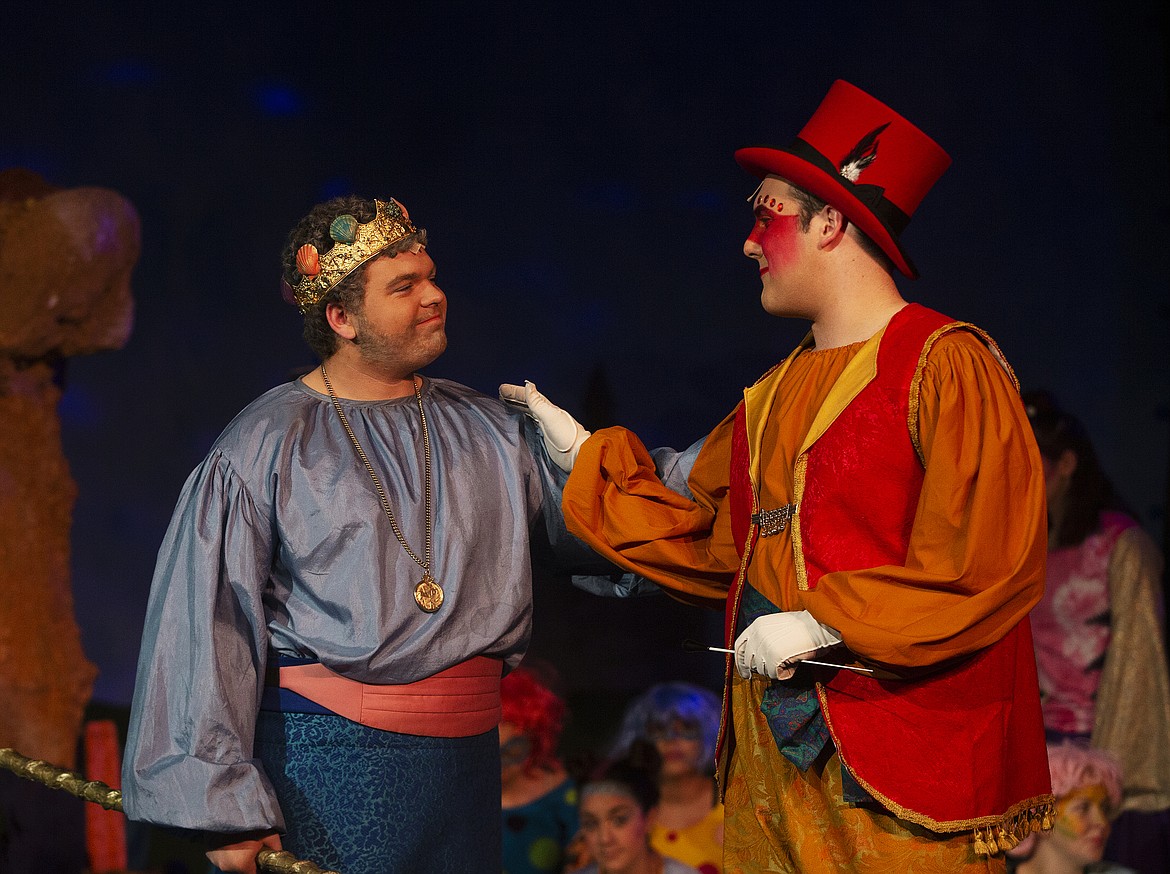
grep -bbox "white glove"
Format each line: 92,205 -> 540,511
499,380 -> 590,472
734,610 -> 843,680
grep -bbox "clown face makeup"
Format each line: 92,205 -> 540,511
755,209 -> 803,275
743,177 -> 818,317
499,721 -> 535,789
646,718 -> 705,779
500,733 -> 533,769
1045,783 -> 1113,868
746,186 -> 805,273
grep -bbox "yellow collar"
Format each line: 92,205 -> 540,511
741,325 -> 887,489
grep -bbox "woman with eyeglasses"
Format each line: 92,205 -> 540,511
607,683 -> 723,874
501,666 -> 579,874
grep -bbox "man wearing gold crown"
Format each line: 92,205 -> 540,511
121,196 -> 619,874
503,81 -> 1054,872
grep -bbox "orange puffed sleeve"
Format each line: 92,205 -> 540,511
563,409 -> 741,608
800,332 -> 1048,669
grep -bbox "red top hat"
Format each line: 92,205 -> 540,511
735,80 -> 951,278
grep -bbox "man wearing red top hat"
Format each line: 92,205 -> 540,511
503,80 -> 1054,871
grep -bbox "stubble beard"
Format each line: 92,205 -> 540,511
353,323 -> 448,377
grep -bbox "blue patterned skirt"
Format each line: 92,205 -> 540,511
249,710 -> 501,874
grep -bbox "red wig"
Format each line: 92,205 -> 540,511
501,666 -> 566,773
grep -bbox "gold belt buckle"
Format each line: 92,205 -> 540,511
751,504 -> 796,537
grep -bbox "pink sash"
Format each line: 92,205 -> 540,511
277,656 -> 502,737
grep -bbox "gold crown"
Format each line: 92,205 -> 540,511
292,198 -> 419,313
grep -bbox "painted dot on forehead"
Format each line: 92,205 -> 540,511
753,191 -> 784,212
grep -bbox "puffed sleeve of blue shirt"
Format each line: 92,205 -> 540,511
121,449 -> 285,834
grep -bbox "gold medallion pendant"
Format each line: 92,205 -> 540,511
414,574 -> 444,613
322,365 -> 444,617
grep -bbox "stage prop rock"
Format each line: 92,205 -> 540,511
0,169 -> 139,768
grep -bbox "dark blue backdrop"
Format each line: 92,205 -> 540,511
3,2 -> 1166,707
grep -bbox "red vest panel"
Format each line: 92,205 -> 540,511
726,304 -> 1052,842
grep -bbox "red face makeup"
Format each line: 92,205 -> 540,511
747,196 -> 803,276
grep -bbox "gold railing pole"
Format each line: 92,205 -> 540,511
255,847 -> 341,874
0,747 -> 123,811
0,747 -> 340,874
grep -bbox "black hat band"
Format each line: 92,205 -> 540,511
785,138 -> 912,237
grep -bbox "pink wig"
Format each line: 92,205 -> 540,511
1009,741 -> 1123,858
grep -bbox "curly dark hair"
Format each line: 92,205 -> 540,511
585,738 -> 662,813
282,196 -> 427,360
1023,389 -> 1127,548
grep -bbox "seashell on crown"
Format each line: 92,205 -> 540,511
292,198 -> 419,314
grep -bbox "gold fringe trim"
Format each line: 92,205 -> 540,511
815,689 -> 1056,855
971,800 -> 1056,856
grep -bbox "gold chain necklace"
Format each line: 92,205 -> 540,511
320,364 -> 443,613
